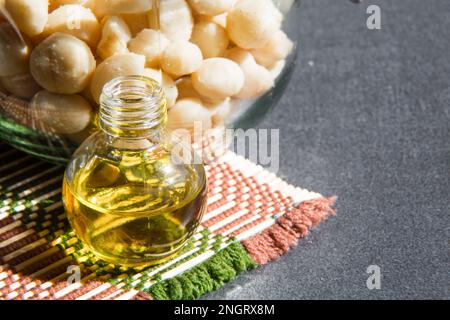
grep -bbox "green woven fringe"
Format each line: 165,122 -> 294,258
146,242 -> 257,300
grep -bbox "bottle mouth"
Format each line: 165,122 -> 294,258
99,75 -> 167,139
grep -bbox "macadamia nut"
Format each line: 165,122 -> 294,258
167,98 -> 212,132
5,0 -> 48,37
44,4 -> 101,47
227,0 -> 282,49
161,41 -> 203,77
30,33 -> 96,94
250,30 -> 294,68
128,29 -> 169,68
0,73 -> 41,99
31,90 -> 93,134
97,15 -> 131,60
226,48 -> 273,99
188,0 -> 237,16
0,23 -> 31,76
235,62 -> 273,99
157,0 -> 193,42
191,21 -> 229,59
191,58 -> 244,100
90,52 -> 145,103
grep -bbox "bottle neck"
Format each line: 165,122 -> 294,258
99,76 -> 167,141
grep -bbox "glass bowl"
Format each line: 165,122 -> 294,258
0,0 -> 300,163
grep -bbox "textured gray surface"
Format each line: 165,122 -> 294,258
204,0 -> 449,300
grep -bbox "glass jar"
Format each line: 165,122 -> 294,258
62,76 -> 208,267
0,0 -> 301,162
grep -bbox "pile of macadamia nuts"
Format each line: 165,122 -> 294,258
0,0 -> 293,140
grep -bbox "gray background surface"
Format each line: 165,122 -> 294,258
204,0 -> 449,300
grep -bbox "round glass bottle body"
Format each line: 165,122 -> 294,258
62,76 -> 208,267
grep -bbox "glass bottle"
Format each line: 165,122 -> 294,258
62,76 -> 208,267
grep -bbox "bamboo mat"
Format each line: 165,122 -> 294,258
0,141 -> 335,300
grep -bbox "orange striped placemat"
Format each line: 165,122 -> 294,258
0,142 -> 335,300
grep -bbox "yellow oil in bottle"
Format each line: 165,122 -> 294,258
63,148 -> 207,267
62,76 -> 208,267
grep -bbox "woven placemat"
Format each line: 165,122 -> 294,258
0,141 -> 336,300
